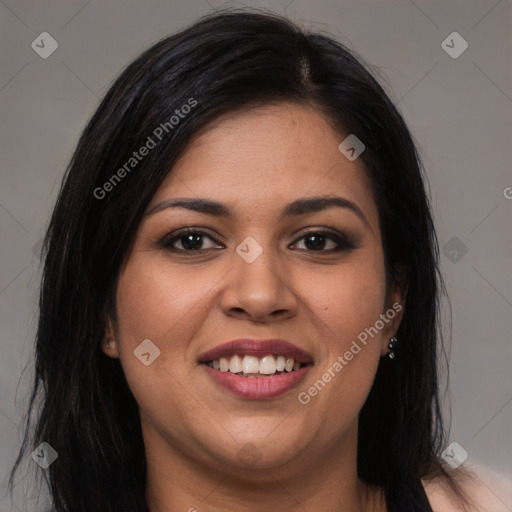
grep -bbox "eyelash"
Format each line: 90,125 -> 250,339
159,227 -> 357,254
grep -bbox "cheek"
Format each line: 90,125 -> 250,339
115,255 -> 216,352
296,249 -> 386,425
310,248 -> 387,352
113,256 -> 217,399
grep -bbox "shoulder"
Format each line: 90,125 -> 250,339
422,465 -> 512,512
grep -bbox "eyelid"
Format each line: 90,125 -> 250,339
159,228 -> 224,250
290,227 -> 357,250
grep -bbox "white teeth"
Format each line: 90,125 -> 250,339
242,355 -> 260,374
229,354 -> 243,373
219,357 -> 229,372
259,355 -> 277,374
208,354 -> 305,376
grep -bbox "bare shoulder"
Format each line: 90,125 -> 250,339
422,466 -> 512,512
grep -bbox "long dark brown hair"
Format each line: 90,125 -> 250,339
10,8 -> 466,511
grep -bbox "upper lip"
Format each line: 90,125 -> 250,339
197,339 -> 314,365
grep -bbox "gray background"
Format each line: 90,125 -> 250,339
1,0 -> 511,510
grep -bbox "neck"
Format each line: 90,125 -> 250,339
144,420 -> 386,512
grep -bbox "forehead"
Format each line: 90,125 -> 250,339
148,103 -> 377,225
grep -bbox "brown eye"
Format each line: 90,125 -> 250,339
291,229 -> 356,252
160,229 -> 224,252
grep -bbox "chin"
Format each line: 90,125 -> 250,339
204,429 -> 309,472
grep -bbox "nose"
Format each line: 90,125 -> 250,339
220,244 -> 298,323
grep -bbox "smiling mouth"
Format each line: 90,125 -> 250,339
203,354 -> 310,377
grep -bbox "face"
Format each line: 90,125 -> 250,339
103,102 -> 404,475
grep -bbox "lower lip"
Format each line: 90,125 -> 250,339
202,364 -> 311,399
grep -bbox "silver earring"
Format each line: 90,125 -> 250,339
388,336 -> 398,359
105,341 -> 110,348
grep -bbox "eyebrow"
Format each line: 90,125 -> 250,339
145,195 -> 371,229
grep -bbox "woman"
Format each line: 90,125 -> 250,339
9,8 -> 504,512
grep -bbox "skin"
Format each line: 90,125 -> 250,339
102,102 -> 406,512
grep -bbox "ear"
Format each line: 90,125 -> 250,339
101,315 -> 121,359
380,272 -> 408,357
